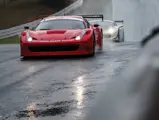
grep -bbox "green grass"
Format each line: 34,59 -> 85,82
0,36 -> 19,44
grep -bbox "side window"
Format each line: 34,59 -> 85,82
83,18 -> 90,28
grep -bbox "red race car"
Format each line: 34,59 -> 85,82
20,15 -> 103,58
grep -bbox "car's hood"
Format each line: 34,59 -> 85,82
28,29 -> 83,41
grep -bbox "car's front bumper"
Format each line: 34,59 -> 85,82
20,39 -> 93,57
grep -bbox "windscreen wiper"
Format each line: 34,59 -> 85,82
141,26 -> 159,47
39,28 -> 51,30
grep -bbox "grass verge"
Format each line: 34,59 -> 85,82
0,36 -> 19,44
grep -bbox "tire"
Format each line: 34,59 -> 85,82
101,29 -> 103,40
89,33 -> 96,57
20,56 -> 28,61
100,29 -> 103,51
118,27 -> 124,42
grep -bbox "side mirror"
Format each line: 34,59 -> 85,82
94,24 -> 99,27
24,26 -> 29,30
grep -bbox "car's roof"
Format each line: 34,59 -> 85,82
42,16 -> 84,22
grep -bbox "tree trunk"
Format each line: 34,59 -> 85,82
3,0 -> 9,7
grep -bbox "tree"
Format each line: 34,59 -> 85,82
3,0 -> 9,7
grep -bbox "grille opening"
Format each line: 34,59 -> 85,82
28,45 -> 79,52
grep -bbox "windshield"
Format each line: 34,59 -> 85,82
35,19 -> 86,30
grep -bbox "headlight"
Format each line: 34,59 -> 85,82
104,27 -> 116,35
26,31 -> 33,42
103,27 -> 118,39
75,36 -> 81,40
74,30 -> 86,40
28,37 -> 33,42
107,27 -> 116,34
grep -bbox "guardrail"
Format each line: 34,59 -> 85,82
0,0 -> 83,39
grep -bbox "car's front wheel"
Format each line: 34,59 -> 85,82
20,56 -> 28,61
89,33 -> 96,57
118,27 -> 125,42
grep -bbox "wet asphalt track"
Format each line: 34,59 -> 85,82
1,0 -> 158,119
